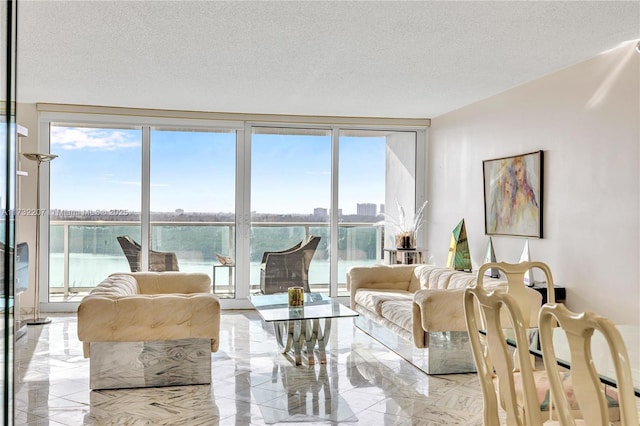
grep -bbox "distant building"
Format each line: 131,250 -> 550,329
313,208 -> 343,219
379,204 -> 385,214
314,208 -> 328,218
175,208 -> 184,215
357,203 -> 377,216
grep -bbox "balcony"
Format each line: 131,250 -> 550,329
49,220 -> 384,302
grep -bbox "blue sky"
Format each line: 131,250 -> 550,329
49,126 -> 386,215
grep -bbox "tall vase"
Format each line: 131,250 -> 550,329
395,232 -> 415,249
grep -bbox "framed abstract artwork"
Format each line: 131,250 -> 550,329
483,150 -> 543,238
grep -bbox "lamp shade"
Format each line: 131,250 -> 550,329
22,153 -> 58,163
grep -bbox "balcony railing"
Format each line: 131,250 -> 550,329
49,220 -> 384,300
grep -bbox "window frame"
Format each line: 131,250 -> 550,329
38,109 -> 427,311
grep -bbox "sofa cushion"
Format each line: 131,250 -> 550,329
379,300 -> 413,332
88,273 -> 138,297
354,289 -> 413,315
417,266 -> 478,290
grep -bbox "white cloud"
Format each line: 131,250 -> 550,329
51,127 -> 140,150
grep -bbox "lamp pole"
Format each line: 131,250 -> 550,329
22,153 -> 57,325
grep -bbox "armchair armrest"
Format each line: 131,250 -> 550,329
346,265 -> 415,309
148,250 -> 179,272
413,284 -> 543,334
413,288 -> 468,332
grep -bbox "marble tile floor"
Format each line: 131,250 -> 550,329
14,311 -> 496,425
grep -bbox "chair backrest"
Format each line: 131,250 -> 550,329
117,235 -> 142,272
539,304 -> 639,426
464,284 -> 544,426
260,239 -> 303,264
299,235 -> 321,270
261,235 -> 321,294
116,235 -> 179,272
478,261 -> 553,328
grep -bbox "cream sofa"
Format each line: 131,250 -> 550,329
347,264 -> 542,374
77,271 -> 220,389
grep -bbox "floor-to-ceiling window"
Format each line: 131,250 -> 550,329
150,128 -> 237,297
250,127 -> 331,293
336,129 -> 417,295
48,125 -> 142,301
40,109 -> 426,309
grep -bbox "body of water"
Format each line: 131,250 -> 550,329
49,253 -> 377,295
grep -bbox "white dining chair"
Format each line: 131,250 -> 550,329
464,283 -> 545,425
466,261 -> 623,425
539,303 -> 639,426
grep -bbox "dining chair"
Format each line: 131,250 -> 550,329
116,235 -> 180,272
464,282 -> 545,425
466,261 -> 609,425
259,235 -> 321,294
477,261 -> 556,329
477,261 -> 551,376
539,303 -> 638,426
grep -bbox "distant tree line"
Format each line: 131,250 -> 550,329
50,222 -> 380,263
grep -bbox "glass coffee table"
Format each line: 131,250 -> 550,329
248,293 -> 358,365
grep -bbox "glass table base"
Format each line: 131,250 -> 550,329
273,318 -> 331,365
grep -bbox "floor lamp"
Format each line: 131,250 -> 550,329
23,152 -> 57,326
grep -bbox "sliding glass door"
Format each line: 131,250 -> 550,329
250,127 -> 331,293
249,127 -> 418,296
49,125 -> 142,301
150,128 -> 237,297
336,129 -> 417,295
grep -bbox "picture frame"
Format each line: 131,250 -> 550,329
483,150 -> 543,238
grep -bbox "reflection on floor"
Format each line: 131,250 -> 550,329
15,310 -> 494,425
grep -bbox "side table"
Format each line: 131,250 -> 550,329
383,248 -> 428,265
212,264 -> 234,294
530,282 -> 566,304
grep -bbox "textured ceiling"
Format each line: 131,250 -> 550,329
16,1 -> 640,119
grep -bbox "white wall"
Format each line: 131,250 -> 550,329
385,131 -> 417,249
15,103 -> 40,314
426,42 -> 640,324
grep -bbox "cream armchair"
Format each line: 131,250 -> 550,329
77,272 -> 220,389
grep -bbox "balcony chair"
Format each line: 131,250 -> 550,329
260,235 -> 321,294
539,303 -> 638,426
116,235 -> 180,272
